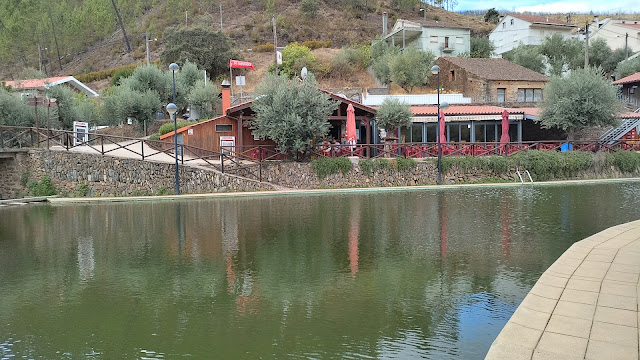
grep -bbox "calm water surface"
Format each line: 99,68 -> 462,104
2,182 -> 640,359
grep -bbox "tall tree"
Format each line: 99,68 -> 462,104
539,34 -> 584,76
540,67 -> 623,139
503,44 -> 545,74
110,0 -> 132,53
484,8 -> 500,24
469,37 -> 495,58
251,74 -> 337,155
375,98 -> 412,133
390,46 -> 435,92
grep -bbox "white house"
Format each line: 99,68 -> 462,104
590,18 -> 640,55
382,19 -> 470,57
489,14 -> 577,56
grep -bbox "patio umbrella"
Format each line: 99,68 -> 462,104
345,104 -> 357,150
439,110 -> 446,144
500,109 -> 510,144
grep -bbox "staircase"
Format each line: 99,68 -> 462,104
599,116 -> 640,144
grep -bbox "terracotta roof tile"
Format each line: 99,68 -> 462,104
417,20 -> 470,30
4,76 -> 72,89
613,72 -> 640,85
411,105 -> 525,116
439,57 -> 549,82
621,112 -> 640,119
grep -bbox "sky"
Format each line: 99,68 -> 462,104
455,1 -> 640,13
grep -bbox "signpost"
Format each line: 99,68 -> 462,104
235,75 -> 245,101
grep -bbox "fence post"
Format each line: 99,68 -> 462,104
181,146 -> 184,164
101,135 -> 104,155
221,154 -> 224,173
141,140 -> 145,160
259,158 -> 262,182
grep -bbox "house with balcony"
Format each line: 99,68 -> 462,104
590,18 -> 640,55
489,14 -> 577,56
382,19 -> 470,57
434,57 -> 549,104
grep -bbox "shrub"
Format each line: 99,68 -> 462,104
254,42 -> 275,52
359,158 -> 374,176
27,176 -> 58,196
311,157 -> 352,179
608,150 -> 640,173
111,67 -> 135,86
74,184 -> 90,197
301,40 -> 332,50
395,157 -> 417,171
158,121 -> 198,136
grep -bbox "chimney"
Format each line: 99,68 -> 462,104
382,12 -> 388,36
221,80 -> 231,115
593,16 -> 599,23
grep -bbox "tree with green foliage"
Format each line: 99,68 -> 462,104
46,86 -> 80,130
503,43 -> 545,74
300,0 -> 319,18
161,25 -> 237,79
390,46 -> 435,92
103,87 -> 162,129
604,48 -> 629,76
271,42 -> 318,78
0,87 -> 33,126
375,98 -> 412,133
371,40 -> 400,86
615,56 -> 640,79
251,74 -> 337,155
540,67 -> 623,138
120,65 -> 172,103
588,38 -> 612,72
539,34 -> 584,76
187,80 -> 219,119
484,8 -> 500,24
469,37 -> 495,58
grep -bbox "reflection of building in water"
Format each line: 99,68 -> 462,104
77,236 -> 95,282
223,208 -> 239,294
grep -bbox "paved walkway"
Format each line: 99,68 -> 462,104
486,220 -> 640,360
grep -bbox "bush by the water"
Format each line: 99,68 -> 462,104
27,175 -> 58,196
158,121 -> 199,136
359,158 -> 391,176
395,157 -> 417,171
311,157 -> 352,179
607,150 -> 640,173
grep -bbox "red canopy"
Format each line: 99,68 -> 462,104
500,109 -> 510,144
345,104 -> 357,147
229,59 -> 255,70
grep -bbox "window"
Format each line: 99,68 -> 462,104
426,124 -> 437,142
449,70 -> 456,81
517,88 -> 543,102
497,88 -> 506,103
503,22 -> 506,29
216,124 -> 233,132
444,37 -> 449,48
430,36 -> 438,43
447,124 -> 471,142
510,19 -> 514,25
411,124 -> 423,142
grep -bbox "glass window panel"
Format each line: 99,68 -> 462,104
497,88 -> 506,102
460,124 -> 471,142
517,89 -> 525,102
525,89 -> 534,102
215,124 -> 233,132
534,89 -> 543,101
426,124 -> 437,142
400,126 -> 411,143
486,123 -> 497,142
474,124 -> 486,142
411,124 -> 423,142
509,123 -> 518,142
449,124 -> 459,142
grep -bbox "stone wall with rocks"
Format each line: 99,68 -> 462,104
0,151 -> 32,199
260,160 -> 517,189
7,150 -> 274,198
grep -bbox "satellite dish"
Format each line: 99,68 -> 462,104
301,67 -> 308,80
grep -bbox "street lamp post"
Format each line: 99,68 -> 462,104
431,65 -> 443,185
169,61 -> 180,195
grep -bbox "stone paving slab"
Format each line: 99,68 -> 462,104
486,219 -> 640,360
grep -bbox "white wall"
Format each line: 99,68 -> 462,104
591,20 -> 640,54
418,27 -> 470,57
490,15 -> 574,56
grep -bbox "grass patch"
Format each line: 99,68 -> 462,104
311,157 -> 352,179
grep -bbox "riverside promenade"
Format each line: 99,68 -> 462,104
486,220 -> 640,360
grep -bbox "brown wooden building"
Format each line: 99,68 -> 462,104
435,57 -> 549,104
613,71 -> 640,109
160,84 -> 377,155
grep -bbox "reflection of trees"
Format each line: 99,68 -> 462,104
2,182 -> 640,357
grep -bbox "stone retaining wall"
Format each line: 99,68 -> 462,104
260,160 -> 516,189
4,150 -> 273,198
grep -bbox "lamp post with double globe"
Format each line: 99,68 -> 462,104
169,63 -> 180,194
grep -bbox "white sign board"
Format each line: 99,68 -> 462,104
73,121 -> 89,146
188,128 -> 194,135
277,51 -> 282,65
220,136 -> 235,155
235,76 -> 245,86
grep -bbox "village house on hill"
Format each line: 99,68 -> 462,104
590,18 -> 640,55
4,76 -> 99,97
382,18 -> 470,57
435,57 -> 549,104
489,14 -> 577,56
613,71 -> 640,108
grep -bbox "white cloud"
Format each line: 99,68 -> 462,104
515,2 -> 590,13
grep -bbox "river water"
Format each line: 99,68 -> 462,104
2,181 -> 640,359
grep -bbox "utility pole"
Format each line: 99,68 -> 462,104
625,33 -> 629,59
272,14 -> 278,76
110,0 -> 132,53
220,4 -> 223,31
144,33 -> 156,65
38,44 -> 43,73
584,21 -> 589,68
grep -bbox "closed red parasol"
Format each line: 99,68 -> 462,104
500,109 -> 510,144
439,110 -> 446,144
345,104 -> 357,149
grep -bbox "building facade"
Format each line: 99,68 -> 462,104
489,14 -> 577,56
590,18 -> 640,55
435,57 -> 549,104
383,19 -> 470,57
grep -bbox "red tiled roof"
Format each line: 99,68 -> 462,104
613,72 -> 640,85
507,107 -> 539,117
417,20 -> 470,30
411,105 -> 525,116
4,76 -> 71,89
438,57 -> 549,82
510,14 -> 574,26
621,112 -> 640,119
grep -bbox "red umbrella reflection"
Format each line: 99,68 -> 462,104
348,201 -> 360,276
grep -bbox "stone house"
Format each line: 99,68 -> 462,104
382,18 -> 470,57
434,57 -> 549,104
489,14 -> 577,56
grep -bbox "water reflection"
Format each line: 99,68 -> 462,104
2,181 -> 640,359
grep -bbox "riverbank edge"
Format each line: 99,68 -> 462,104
47,177 -> 640,204
484,219 -> 640,360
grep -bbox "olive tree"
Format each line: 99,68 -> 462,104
540,67 -> 624,138
251,74 -> 337,155
390,46 -> 435,92
0,87 -> 34,126
375,98 -> 412,133
187,80 -> 219,119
